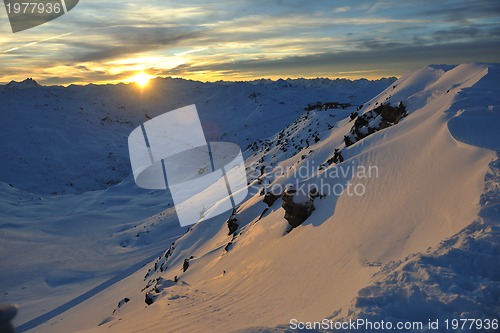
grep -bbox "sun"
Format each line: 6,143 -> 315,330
131,72 -> 153,88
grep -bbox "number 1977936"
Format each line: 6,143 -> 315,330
6,2 -> 62,14
444,318 -> 498,330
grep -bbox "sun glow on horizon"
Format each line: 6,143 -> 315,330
130,72 -> 154,88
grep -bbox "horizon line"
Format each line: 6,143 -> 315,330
1,74 -> 402,88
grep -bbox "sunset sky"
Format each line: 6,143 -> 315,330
1,0 -> 499,85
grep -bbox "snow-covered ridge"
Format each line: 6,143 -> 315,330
129,63 -> 497,332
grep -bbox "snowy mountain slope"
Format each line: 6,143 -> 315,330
0,77 -> 394,329
24,63 -> 499,333
322,64 -> 500,332
329,162 -> 500,330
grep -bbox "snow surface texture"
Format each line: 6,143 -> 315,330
1,64 -> 499,332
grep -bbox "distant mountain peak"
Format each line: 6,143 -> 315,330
5,78 -> 40,89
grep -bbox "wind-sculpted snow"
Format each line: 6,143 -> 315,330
114,63 -> 497,333
273,63 -> 500,332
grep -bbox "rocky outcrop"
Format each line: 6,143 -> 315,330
326,148 -> 344,165
182,258 -> 190,272
263,192 -> 281,207
143,277 -> 177,305
145,293 -> 154,305
344,102 -> 407,147
226,209 -> 239,235
144,243 -> 175,280
281,188 -> 316,229
113,297 -> 131,313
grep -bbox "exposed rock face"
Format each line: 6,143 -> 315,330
113,297 -> 131,314
281,189 -> 315,229
226,209 -> 239,235
263,192 -> 281,207
118,298 -> 130,308
344,102 -> 407,147
182,258 -> 189,272
145,293 -> 154,305
326,148 -> 344,165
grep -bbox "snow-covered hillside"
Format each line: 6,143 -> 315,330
1,64 -> 499,332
